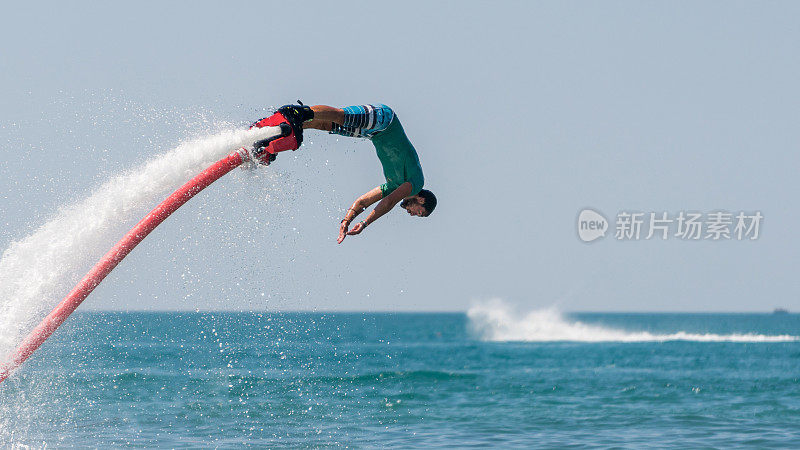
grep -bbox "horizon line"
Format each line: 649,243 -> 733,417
78,309 -> 795,315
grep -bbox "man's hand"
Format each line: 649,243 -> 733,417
346,221 -> 366,236
336,187 -> 383,245
337,221 -> 349,244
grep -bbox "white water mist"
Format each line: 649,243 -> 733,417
0,126 -> 278,358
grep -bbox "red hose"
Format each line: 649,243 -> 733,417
0,151 -> 245,383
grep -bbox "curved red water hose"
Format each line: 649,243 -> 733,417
0,151 -> 245,383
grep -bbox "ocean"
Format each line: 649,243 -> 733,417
1,310 -> 799,448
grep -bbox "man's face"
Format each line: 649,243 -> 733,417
401,196 -> 427,217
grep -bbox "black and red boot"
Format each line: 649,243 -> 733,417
249,102 -> 314,164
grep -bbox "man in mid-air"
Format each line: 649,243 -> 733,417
249,103 -> 436,244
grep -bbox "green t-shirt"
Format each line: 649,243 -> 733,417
370,117 -> 425,198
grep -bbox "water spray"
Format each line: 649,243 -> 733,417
0,125 -> 283,384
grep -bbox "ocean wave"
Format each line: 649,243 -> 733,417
467,300 -> 799,343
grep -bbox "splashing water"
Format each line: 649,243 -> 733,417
467,300 -> 799,342
0,126 -> 277,359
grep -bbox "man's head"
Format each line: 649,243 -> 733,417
401,189 -> 437,217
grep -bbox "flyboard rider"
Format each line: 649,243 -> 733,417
246,103 -> 436,244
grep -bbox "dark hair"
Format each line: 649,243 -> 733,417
418,189 -> 437,216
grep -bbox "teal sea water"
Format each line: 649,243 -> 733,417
1,311 -> 799,447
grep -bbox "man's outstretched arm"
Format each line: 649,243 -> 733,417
338,187 -> 382,244
338,182 -> 413,244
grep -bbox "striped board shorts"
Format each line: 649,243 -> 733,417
330,104 -> 395,139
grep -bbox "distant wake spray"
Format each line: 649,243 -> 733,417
0,127 -> 277,359
467,300 -> 799,343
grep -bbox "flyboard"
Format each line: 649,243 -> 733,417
0,128 -> 279,384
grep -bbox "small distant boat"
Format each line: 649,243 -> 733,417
773,308 -> 789,315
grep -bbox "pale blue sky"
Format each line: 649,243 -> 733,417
1,1 -> 798,312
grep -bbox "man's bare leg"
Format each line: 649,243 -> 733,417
304,105 -> 344,131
